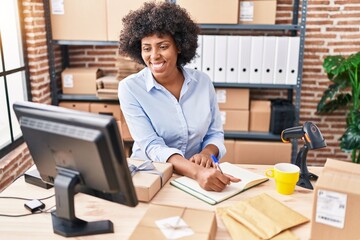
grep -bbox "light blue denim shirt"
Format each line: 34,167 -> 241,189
118,67 -> 226,163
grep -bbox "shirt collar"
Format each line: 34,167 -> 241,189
144,67 -> 198,92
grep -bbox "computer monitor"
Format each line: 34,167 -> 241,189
13,101 -> 138,237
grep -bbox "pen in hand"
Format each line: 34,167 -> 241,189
211,154 -> 223,174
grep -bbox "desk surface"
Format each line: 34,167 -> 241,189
0,165 -> 321,239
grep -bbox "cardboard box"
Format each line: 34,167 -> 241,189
50,0 -> 107,41
129,204 -> 217,240
177,0 -> 238,24
216,88 -> 250,110
239,0 -> 277,24
222,139 -> 235,163
58,101 -> 90,112
310,158 -> 360,240
90,103 -> 122,121
117,120 -> 133,142
220,110 -> 249,131
233,140 -> 291,164
249,100 -> 271,132
97,75 -> 118,89
61,68 -> 103,95
96,89 -> 118,100
127,159 -> 173,202
107,0 -> 165,41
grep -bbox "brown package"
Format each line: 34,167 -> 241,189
130,204 -> 217,240
127,159 -> 173,202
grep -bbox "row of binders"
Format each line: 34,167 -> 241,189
186,35 -> 301,85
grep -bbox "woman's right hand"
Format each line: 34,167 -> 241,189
195,168 -> 241,192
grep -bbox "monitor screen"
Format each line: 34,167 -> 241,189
13,101 -> 138,237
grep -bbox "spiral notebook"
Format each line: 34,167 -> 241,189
170,162 -> 269,205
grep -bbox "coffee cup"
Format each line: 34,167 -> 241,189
265,163 -> 300,195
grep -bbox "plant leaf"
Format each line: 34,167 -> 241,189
340,111 -> 360,151
317,91 -> 351,113
323,55 -> 345,75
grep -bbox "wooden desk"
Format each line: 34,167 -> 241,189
0,165 -> 321,239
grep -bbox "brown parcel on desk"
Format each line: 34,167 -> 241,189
61,67 -> 103,95
127,159 -> 173,202
310,158 -> 360,240
129,204 -> 217,240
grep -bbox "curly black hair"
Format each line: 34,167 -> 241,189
118,2 -> 200,67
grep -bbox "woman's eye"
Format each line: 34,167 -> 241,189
142,47 -> 150,52
160,45 -> 169,50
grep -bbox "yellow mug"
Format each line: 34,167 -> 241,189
265,163 -> 300,195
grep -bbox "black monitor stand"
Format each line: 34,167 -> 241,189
51,168 -> 113,237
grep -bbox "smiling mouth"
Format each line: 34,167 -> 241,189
152,62 -> 165,70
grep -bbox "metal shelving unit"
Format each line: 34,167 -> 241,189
201,0 -> 308,162
44,0 -> 308,162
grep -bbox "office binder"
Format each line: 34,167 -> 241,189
226,36 -> 239,83
214,35 -> 227,82
202,35 -> 216,82
286,36 -> 300,85
186,35 -> 203,71
274,37 -> 289,85
261,36 -> 276,84
238,36 -> 252,83
249,36 -> 264,84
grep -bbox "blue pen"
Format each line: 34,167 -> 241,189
211,154 -> 223,174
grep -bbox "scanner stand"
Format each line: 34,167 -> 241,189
293,145 -> 318,190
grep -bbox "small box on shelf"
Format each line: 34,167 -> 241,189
249,100 -> 271,132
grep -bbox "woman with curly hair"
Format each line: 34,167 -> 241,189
118,1 -> 240,191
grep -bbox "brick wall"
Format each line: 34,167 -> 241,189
0,0 -> 51,191
2,0 -> 360,191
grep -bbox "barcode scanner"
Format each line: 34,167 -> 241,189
281,122 -> 326,189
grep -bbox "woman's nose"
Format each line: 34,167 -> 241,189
150,49 -> 160,59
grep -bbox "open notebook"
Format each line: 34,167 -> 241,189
170,162 -> 269,205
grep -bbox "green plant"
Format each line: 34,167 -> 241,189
317,51 -> 360,163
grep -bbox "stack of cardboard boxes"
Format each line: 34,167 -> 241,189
217,88 -> 292,164
217,88 -> 250,132
50,0 -> 277,42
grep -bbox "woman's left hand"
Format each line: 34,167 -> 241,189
189,153 -> 214,168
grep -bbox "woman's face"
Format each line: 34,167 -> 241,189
141,34 -> 179,81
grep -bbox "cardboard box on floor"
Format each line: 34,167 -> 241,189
233,140 -> 292,164
129,204 -> 217,240
61,68 -> 103,95
310,158 -> 360,240
239,0 -> 277,24
127,159 -> 173,202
